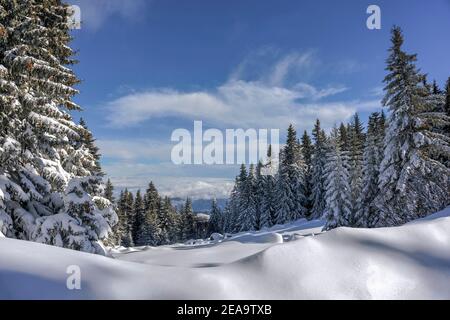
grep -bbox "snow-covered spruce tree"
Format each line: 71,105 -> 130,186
347,113 -> 365,224
0,38 -> 21,238
135,182 -> 160,246
132,189 -> 144,245
374,27 -> 450,226
0,0 -> 116,252
158,196 -> 176,245
239,164 -> 257,231
310,119 -> 328,219
274,125 -> 307,224
181,198 -> 195,240
222,176 -> 240,233
301,130 -> 313,217
220,202 -> 232,234
338,123 -> 350,153
103,179 -> 115,203
136,205 -> 160,247
260,145 -> 277,228
323,128 -> 352,231
230,164 -> 246,232
254,161 -> 264,230
354,112 -> 385,227
207,198 -> 222,235
116,189 -> 134,247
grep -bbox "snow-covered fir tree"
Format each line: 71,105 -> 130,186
323,128 -> 352,231
347,113 -> 365,224
116,189 -> 134,247
310,119 -> 328,219
229,164 -> 247,232
374,26 -> 450,226
104,179 -> 115,203
181,198 -> 195,240
355,112 -> 386,227
208,198 -> 222,235
132,190 -> 144,245
301,131 -> 313,217
135,183 -> 160,246
158,196 -> 176,245
239,164 -> 257,231
254,161 -> 265,229
260,145 -> 277,228
0,0 -> 116,252
222,176 -> 240,233
274,125 -> 307,224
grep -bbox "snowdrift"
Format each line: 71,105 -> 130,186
0,207 -> 449,299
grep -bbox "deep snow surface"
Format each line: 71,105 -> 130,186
0,208 -> 449,299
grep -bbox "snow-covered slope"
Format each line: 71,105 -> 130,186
1,208 -> 449,299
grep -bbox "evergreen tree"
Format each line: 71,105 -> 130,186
432,80 -> 442,95
275,125 -> 307,224
301,130 -> 314,217
104,179 -> 115,203
374,27 -> 450,226
223,176 -> 240,233
181,198 -> 195,240
310,119 -> 328,219
208,198 -> 222,235
347,113 -> 365,223
232,164 -> 247,232
132,190 -> 144,245
0,0 -> 116,252
239,164 -> 257,231
260,146 -> 277,228
158,196 -> 175,245
323,128 -> 352,231
254,161 -> 265,230
355,112 -> 385,227
136,207 -> 160,247
136,183 -> 161,246
338,123 -> 350,152
119,190 -> 134,247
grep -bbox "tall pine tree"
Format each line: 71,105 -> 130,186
374,27 -> 450,226
323,128 -> 352,231
310,119 -> 327,219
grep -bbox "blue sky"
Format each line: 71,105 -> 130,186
68,0 -> 450,199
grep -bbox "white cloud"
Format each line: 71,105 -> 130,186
71,0 -> 149,30
103,51 -> 378,131
106,79 -> 375,132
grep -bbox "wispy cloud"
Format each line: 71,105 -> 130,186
105,79 -> 374,131
70,0 -> 150,31
105,51 -> 368,132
